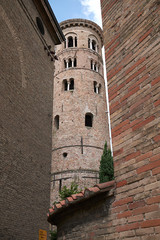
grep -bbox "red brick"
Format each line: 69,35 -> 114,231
153,134 -> 160,142
113,197 -> 133,207
136,151 -> 152,162
117,210 -> 132,219
112,204 -> 128,214
154,99 -> 160,107
128,74 -> 149,92
125,151 -> 141,161
130,93 -> 151,111
150,153 -> 160,162
106,41 -> 120,59
125,57 -> 146,75
108,65 -> 123,80
120,86 -> 140,103
116,222 -> 140,232
137,160 -> 160,174
114,148 -> 124,157
133,204 -> 159,216
116,180 -> 127,188
125,66 -> 146,84
140,219 -> 160,228
152,167 -> 160,175
132,116 -> 155,131
146,196 -> 160,205
112,119 -> 130,133
106,34 -> 120,49
129,201 -> 145,210
151,76 -> 160,86
138,28 -> 153,43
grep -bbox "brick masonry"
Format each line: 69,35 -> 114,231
51,19 -> 109,203
100,0 -> 160,239
0,0 -> 63,239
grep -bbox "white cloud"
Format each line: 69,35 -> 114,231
79,0 -> 102,27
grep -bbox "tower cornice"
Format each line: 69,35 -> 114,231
60,18 -> 103,46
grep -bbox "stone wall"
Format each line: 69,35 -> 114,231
100,0 -> 160,239
0,0 -> 63,239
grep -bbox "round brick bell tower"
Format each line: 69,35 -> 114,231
51,19 -> 109,202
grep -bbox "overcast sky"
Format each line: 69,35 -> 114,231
48,0 -> 102,27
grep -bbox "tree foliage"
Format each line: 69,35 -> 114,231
99,142 -> 114,183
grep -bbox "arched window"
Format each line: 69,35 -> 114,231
68,36 -> 73,47
85,113 -> 93,127
63,79 -> 68,91
74,58 -> 77,67
88,38 -> 90,48
94,81 -> 97,93
64,60 -> 67,68
54,115 -> 59,130
70,79 -> 74,90
68,58 -> 72,68
75,37 -> 77,47
92,40 -> 96,51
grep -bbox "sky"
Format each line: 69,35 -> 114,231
48,0 -> 102,27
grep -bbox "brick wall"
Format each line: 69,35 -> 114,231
101,0 -> 160,239
0,0 -> 63,239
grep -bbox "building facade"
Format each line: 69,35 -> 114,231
100,0 -> 160,239
0,0 -> 64,239
51,19 -> 109,203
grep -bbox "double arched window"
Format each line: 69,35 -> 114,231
63,78 -> 74,91
65,34 -> 77,48
91,60 -> 99,72
93,81 -> 101,94
64,58 -> 77,69
88,36 -> 99,52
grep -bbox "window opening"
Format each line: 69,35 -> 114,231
64,60 -> 67,68
85,113 -> 93,127
75,37 -> 77,47
74,58 -> 77,67
68,36 -> 73,47
88,38 -> 90,48
68,58 -> 72,68
94,81 -> 97,93
36,17 -> 45,35
92,40 -> 96,51
70,79 -> 74,90
63,79 -> 68,91
54,115 -> 59,130
91,60 -> 93,70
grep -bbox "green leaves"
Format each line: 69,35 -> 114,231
99,142 -> 114,183
59,182 -> 80,200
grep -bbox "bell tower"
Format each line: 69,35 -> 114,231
51,19 -> 109,202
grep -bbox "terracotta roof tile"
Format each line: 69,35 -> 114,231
48,180 -> 115,223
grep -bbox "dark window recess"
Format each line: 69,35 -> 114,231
75,37 -> 77,47
64,60 -> 67,68
63,80 -> 67,91
64,39 -> 66,48
74,58 -> 77,67
63,152 -> 68,158
36,17 -> 45,35
70,79 -> 74,90
54,115 -> 59,129
68,58 -> 72,68
68,36 -> 73,47
91,60 -> 93,69
85,113 -> 93,127
92,40 -> 96,50
88,38 -> 90,48
94,81 -> 97,93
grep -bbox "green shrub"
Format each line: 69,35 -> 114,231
49,230 -> 57,240
59,182 -> 80,200
99,141 -> 114,183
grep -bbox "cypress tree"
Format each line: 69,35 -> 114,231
99,141 -> 114,183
